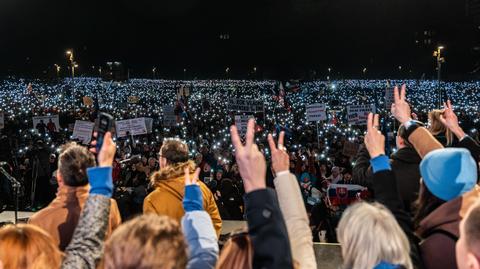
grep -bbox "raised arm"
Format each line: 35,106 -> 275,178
181,168 -> 219,269
268,131 -> 317,269
391,85 -> 443,158
364,113 -> 424,269
61,132 -> 116,269
231,119 -> 294,269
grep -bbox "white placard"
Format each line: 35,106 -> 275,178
163,106 -> 177,127
115,118 -> 148,137
347,104 -> 376,125
33,115 -> 60,133
228,98 -> 264,113
306,103 -> 327,122
144,117 -> 153,133
72,120 -> 95,144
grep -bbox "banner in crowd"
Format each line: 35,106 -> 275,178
0,111 -> 4,129
115,118 -> 148,137
144,117 -> 153,133
163,106 -> 177,127
306,103 -> 327,122
347,104 -> 376,125
72,120 -> 95,144
228,98 -> 264,113
234,115 -> 254,136
127,96 -> 140,104
342,141 -> 359,157
32,115 -> 60,133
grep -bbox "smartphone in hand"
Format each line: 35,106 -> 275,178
95,112 -> 114,152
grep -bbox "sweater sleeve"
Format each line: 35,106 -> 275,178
244,188 -> 294,269
61,194 -> 111,269
408,127 -> 444,158
273,172 -> 317,269
182,211 -> 219,269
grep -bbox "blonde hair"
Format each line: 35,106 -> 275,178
337,202 -> 413,269
0,224 -> 63,269
216,231 -> 253,269
102,214 -> 188,269
428,109 -> 454,146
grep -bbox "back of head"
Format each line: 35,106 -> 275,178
0,224 -> 63,269
160,139 -> 189,165
420,148 -> 477,201
216,232 -> 253,269
103,214 -> 187,269
58,142 -> 96,186
337,202 -> 413,269
428,109 -> 453,145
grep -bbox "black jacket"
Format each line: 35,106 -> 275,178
244,188 -> 294,269
458,136 -> 480,166
390,147 -> 422,214
372,169 -> 424,269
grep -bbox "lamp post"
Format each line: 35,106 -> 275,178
54,64 -> 60,78
433,46 -> 445,108
152,67 -> 156,79
66,50 -> 77,111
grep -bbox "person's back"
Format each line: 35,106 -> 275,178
143,139 -> 222,236
28,142 -> 122,251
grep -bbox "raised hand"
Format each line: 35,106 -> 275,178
97,132 -> 116,167
184,167 -> 201,186
391,84 -> 412,124
440,100 -> 466,139
267,131 -> 290,174
230,118 -> 266,193
364,113 -> 385,159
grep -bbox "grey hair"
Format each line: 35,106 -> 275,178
337,202 -> 413,269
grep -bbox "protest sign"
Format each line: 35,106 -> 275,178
72,120 -> 95,144
33,115 -> 60,133
144,117 -> 153,133
115,118 -> 148,137
347,104 -> 376,125
228,98 -> 264,113
234,115 -> 254,136
306,103 -> 327,122
83,96 -> 94,106
127,96 -> 140,104
163,106 -> 177,127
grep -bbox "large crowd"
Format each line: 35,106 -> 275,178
1,77 -> 480,268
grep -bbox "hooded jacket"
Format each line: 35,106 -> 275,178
143,161 -> 222,236
390,147 -> 422,213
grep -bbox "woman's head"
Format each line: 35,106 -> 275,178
428,109 -> 453,146
103,214 -> 187,269
337,202 -> 413,269
216,231 -> 253,269
0,224 -> 63,269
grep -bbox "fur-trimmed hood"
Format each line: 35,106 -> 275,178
150,160 -> 196,188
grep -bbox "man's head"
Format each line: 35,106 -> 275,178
103,214 -> 187,269
457,201 -> 480,269
158,139 -> 189,169
332,166 -> 340,177
396,125 -> 412,150
57,142 -> 96,187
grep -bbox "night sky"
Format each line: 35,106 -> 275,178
0,0 -> 477,79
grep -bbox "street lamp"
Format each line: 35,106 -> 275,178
66,50 -> 76,79
152,67 -> 156,79
433,46 -> 445,108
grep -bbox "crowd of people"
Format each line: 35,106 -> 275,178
1,77 -> 480,268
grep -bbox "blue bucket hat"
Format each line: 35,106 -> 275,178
420,148 -> 477,201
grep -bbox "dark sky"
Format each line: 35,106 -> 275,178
0,0 -> 477,79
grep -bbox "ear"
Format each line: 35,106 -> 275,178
467,253 -> 480,269
56,171 -> 64,187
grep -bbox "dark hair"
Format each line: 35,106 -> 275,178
160,139 -> 189,164
58,142 -> 96,186
397,125 -> 413,148
413,182 -> 446,229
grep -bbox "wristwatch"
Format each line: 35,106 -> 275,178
402,120 -> 425,142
